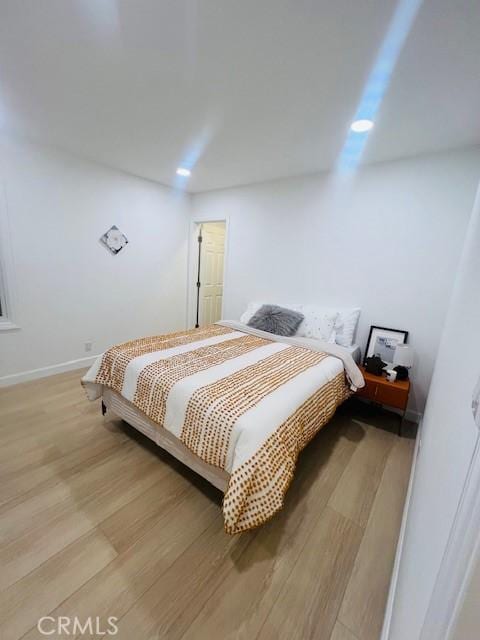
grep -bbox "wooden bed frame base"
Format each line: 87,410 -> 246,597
101,388 -> 230,493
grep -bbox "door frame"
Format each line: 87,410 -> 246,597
186,215 -> 229,329
0,182 -> 19,331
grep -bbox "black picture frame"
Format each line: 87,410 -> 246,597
364,325 -> 409,366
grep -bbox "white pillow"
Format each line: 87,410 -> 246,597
239,301 -> 262,325
239,302 -> 338,343
334,308 -> 361,347
293,304 -> 338,343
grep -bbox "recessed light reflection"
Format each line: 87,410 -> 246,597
350,119 -> 374,133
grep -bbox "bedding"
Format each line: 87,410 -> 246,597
82,322 -> 364,534
346,343 -> 362,364
334,308 -> 361,347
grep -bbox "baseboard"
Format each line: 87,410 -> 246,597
0,354 -> 99,387
380,418 -> 423,640
405,409 -> 423,424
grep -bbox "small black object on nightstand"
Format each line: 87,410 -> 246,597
365,355 -> 387,376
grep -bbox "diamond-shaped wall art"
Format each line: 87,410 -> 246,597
100,225 -> 129,255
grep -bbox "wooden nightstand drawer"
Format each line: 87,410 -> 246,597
357,367 -> 410,407
375,383 -> 408,410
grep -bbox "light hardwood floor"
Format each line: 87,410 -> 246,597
0,369 -> 414,640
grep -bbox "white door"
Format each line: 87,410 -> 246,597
199,222 -> 225,326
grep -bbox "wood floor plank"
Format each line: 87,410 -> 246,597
0,374 -> 87,419
328,423 -> 394,527
112,516 -> 252,640
21,488 -> 219,640
0,441 -> 135,543
0,440 -> 171,589
330,621 -> 359,640
98,466 -> 192,553
338,437 -> 414,640
179,418 -> 359,640
0,423 -> 128,507
257,506 -> 363,640
0,529 -> 117,640
0,405 -> 101,457
0,409 -> 127,474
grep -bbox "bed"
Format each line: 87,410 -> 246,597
82,321 -> 364,534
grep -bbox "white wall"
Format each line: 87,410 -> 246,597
192,147 -> 480,417
0,135 -> 190,381
387,184 -> 480,639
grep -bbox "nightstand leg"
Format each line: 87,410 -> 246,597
399,412 -> 404,437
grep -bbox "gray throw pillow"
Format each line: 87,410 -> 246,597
247,304 -> 304,337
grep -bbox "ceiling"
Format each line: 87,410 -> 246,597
0,0 -> 478,192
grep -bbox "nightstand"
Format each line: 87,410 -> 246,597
357,366 -> 410,436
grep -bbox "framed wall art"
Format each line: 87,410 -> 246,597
364,325 -> 408,366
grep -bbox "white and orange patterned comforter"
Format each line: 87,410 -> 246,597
82,322 -> 363,534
